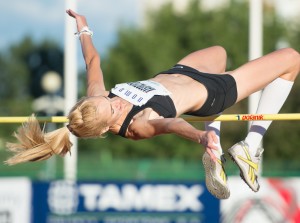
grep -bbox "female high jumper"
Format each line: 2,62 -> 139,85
5,9 -> 300,199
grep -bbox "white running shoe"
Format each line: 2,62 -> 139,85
228,141 -> 264,192
202,151 -> 230,199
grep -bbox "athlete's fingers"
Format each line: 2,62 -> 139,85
207,131 -> 218,151
212,131 -> 218,144
66,9 -> 75,18
206,148 -> 217,162
66,9 -> 82,19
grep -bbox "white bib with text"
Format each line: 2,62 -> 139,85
111,80 -> 171,106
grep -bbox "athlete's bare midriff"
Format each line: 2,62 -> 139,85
108,73 -> 209,136
151,73 -> 208,116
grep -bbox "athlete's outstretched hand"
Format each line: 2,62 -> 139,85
66,9 -> 88,32
199,130 -> 219,161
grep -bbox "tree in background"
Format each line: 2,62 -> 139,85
1,0 -> 299,170
0,37 -> 36,150
0,37 -> 64,159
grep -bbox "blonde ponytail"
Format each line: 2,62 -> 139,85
5,96 -> 109,165
5,115 -> 72,165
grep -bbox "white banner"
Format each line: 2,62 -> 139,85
0,178 -> 31,223
221,176 -> 300,223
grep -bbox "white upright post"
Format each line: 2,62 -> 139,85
249,0 -> 263,174
249,0 -> 263,126
64,0 -> 78,180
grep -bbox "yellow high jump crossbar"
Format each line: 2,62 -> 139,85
0,113 -> 300,123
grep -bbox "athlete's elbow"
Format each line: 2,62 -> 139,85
166,118 -> 185,133
131,134 -> 153,141
86,54 -> 100,69
131,128 -> 156,140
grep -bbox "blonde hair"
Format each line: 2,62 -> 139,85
67,97 -> 109,138
5,97 -> 109,165
5,115 -> 72,165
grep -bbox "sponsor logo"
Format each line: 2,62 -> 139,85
211,98 -> 216,107
48,182 -> 204,214
128,82 -> 155,93
48,181 -> 79,215
236,115 -> 264,121
173,65 -> 184,69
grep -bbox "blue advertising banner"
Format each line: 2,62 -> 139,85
32,181 -> 220,223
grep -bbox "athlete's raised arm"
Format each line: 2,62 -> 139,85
66,9 -> 106,96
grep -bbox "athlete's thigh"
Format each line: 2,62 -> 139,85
228,48 -> 299,102
178,46 -> 227,73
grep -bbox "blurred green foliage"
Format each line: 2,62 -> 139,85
0,0 -> 300,179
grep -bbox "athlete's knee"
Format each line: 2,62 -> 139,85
212,45 -> 227,58
212,45 -> 227,71
289,48 -> 300,77
281,48 -> 300,80
281,47 -> 300,65
289,48 -> 300,69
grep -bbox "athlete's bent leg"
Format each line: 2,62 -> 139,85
178,45 -> 227,73
228,48 -> 300,192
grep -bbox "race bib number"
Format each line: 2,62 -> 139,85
111,80 -> 171,106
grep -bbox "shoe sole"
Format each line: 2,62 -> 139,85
228,148 -> 260,192
202,152 -> 230,199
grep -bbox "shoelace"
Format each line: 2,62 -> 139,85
255,147 -> 264,161
242,141 -> 264,161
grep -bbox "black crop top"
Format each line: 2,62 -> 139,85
108,92 -> 176,137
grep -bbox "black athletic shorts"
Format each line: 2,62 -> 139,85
157,64 -> 238,116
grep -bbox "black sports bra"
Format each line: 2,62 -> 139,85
108,92 -> 176,137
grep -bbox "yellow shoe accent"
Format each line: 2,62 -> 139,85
202,152 -> 230,199
216,158 -> 227,184
228,141 -> 264,192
